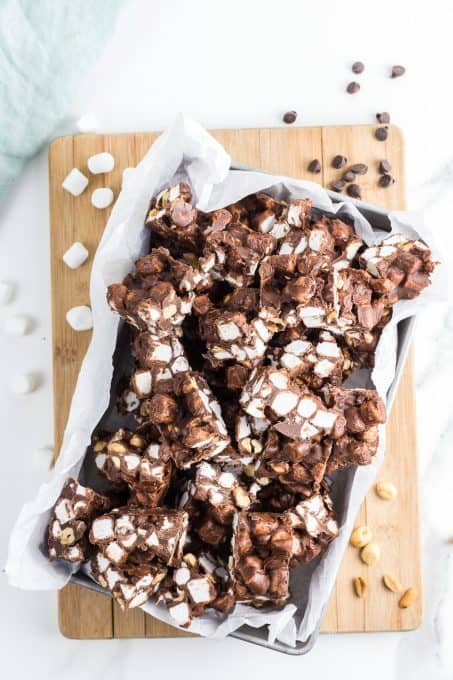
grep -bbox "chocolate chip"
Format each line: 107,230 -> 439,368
342,170 -> 356,182
378,174 -> 395,188
378,159 -> 392,174
332,155 -> 347,169
307,159 -> 321,174
352,61 -> 365,74
346,81 -> 360,94
375,126 -> 389,141
376,112 -> 390,124
350,163 -> 368,175
347,184 -> 362,199
391,65 -> 405,78
283,110 -> 297,124
331,180 -> 347,193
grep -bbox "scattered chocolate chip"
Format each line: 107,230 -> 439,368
375,126 -> 389,141
283,110 -> 297,124
331,180 -> 347,193
378,159 -> 392,174
346,81 -> 360,94
378,174 -> 395,188
342,170 -> 356,182
352,61 -> 365,74
391,65 -> 405,78
376,112 -> 390,124
350,163 -> 368,175
332,155 -> 347,169
307,159 -> 321,174
347,183 -> 362,199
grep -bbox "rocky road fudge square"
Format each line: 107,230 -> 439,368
48,478 -> 111,563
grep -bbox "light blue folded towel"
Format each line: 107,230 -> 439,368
0,0 -> 123,204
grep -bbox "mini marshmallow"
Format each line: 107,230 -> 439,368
91,187 -> 114,209
63,242 -> 89,269
62,168 -> 89,196
87,152 -> 115,174
4,314 -> 29,335
11,373 -> 36,394
0,281 -> 14,305
76,113 -> 100,133
66,305 -> 93,331
122,167 -> 135,187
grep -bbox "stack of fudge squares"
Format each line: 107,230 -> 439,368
48,183 -> 435,627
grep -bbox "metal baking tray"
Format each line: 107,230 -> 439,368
69,170 -> 415,655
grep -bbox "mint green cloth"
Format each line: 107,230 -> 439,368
0,0 -> 123,203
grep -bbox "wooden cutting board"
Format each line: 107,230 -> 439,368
49,124 -> 422,639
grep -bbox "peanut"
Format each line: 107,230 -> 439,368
399,587 -> 417,609
383,574 -> 402,593
353,576 -> 368,598
375,481 -> 398,500
350,525 -> 373,548
360,542 -> 380,566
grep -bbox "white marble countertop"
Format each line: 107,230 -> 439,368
1,0 -> 453,678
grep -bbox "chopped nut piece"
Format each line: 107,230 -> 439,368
360,542 -> 380,566
375,481 -> 398,500
399,587 -> 417,608
350,525 -> 373,549
353,576 -> 368,598
383,574 -> 402,593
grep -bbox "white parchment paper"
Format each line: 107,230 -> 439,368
6,115 -> 444,648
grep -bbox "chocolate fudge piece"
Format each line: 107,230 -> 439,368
231,511 -> 293,605
107,247 -> 206,337
278,215 -> 363,272
48,477 -> 111,563
254,430 -> 333,496
159,550 -> 233,627
327,267 -> 388,332
287,492 -> 339,564
360,233 -> 436,302
146,182 -> 234,257
145,182 -> 201,255
189,462 -> 255,520
91,549 -> 167,610
240,366 -> 339,439
321,386 -> 386,471
132,333 -> 190,374
199,308 -> 272,368
89,507 -> 188,567
143,372 -> 230,468
269,329 -> 348,388
199,222 -> 276,288
120,334 -> 190,415
93,429 -> 172,507
229,193 -> 312,239
259,254 -> 318,328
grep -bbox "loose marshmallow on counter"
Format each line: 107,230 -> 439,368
11,373 -> 37,394
63,242 -> 89,269
76,113 -> 100,133
4,314 -> 29,335
66,305 -> 93,331
87,152 -> 115,174
0,281 -> 14,305
62,168 -> 89,196
91,187 -> 114,209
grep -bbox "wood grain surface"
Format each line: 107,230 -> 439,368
49,125 -> 422,639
